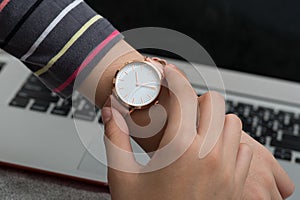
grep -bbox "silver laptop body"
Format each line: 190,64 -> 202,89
0,52 -> 299,199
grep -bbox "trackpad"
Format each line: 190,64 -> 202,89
77,150 -> 108,183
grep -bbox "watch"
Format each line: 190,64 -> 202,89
112,57 -> 166,110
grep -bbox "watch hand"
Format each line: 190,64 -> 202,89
136,81 -> 160,86
127,81 -> 159,102
128,84 -> 155,101
136,83 -> 157,90
135,72 -> 139,86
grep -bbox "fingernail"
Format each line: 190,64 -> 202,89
101,107 -> 112,124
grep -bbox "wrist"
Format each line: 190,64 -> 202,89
78,40 -> 144,108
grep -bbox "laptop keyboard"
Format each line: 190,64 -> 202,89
9,74 -> 100,122
226,101 -> 300,163
8,74 -> 300,164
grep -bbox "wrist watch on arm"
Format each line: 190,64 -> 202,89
112,57 -> 167,112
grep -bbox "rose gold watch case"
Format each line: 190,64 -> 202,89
112,57 -> 166,110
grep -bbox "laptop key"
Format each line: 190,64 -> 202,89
73,102 -> 96,121
30,101 -> 50,112
280,124 -> 294,133
281,130 -> 295,136
270,139 -> 300,152
254,136 -> 266,145
51,106 -> 70,116
261,120 -> 274,130
9,97 -> 29,108
61,99 -> 72,107
278,110 -> 294,118
282,134 -> 300,143
274,148 -> 292,161
225,100 -> 234,113
261,127 -> 277,138
296,158 -> 300,164
244,126 -> 257,136
73,110 -> 96,121
256,106 -> 274,118
17,90 -> 59,103
22,83 -> 50,93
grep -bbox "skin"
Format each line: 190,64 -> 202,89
78,40 -> 294,199
101,66 -> 253,200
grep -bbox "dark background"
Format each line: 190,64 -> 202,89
86,0 -> 300,83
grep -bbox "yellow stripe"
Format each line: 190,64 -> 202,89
35,15 -> 102,76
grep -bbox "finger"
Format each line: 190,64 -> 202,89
159,64 -> 198,147
271,184 -> 284,200
197,92 -> 225,158
241,132 -> 295,199
235,143 -> 253,188
242,185 -> 272,200
168,63 -> 188,78
272,158 -> 295,198
102,106 -> 140,175
222,114 -> 243,166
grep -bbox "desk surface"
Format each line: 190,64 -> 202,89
0,166 -> 111,200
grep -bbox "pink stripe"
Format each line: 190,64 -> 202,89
53,30 -> 120,93
0,0 -> 10,12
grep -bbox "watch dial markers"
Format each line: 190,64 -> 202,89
115,62 -> 161,107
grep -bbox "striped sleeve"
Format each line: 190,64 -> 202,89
0,0 -> 123,98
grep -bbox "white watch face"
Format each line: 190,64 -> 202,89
115,61 -> 162,107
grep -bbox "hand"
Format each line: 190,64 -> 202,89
107,63 -> 294,199
240,132 -> 294,199
160,65 -> 295,199
101,66 -> 253,200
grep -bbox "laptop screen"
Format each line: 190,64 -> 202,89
86,0 -> 300,83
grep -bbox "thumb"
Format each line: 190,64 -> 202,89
102,107 -> 139,174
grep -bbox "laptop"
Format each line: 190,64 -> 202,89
1,0 -> 300,199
